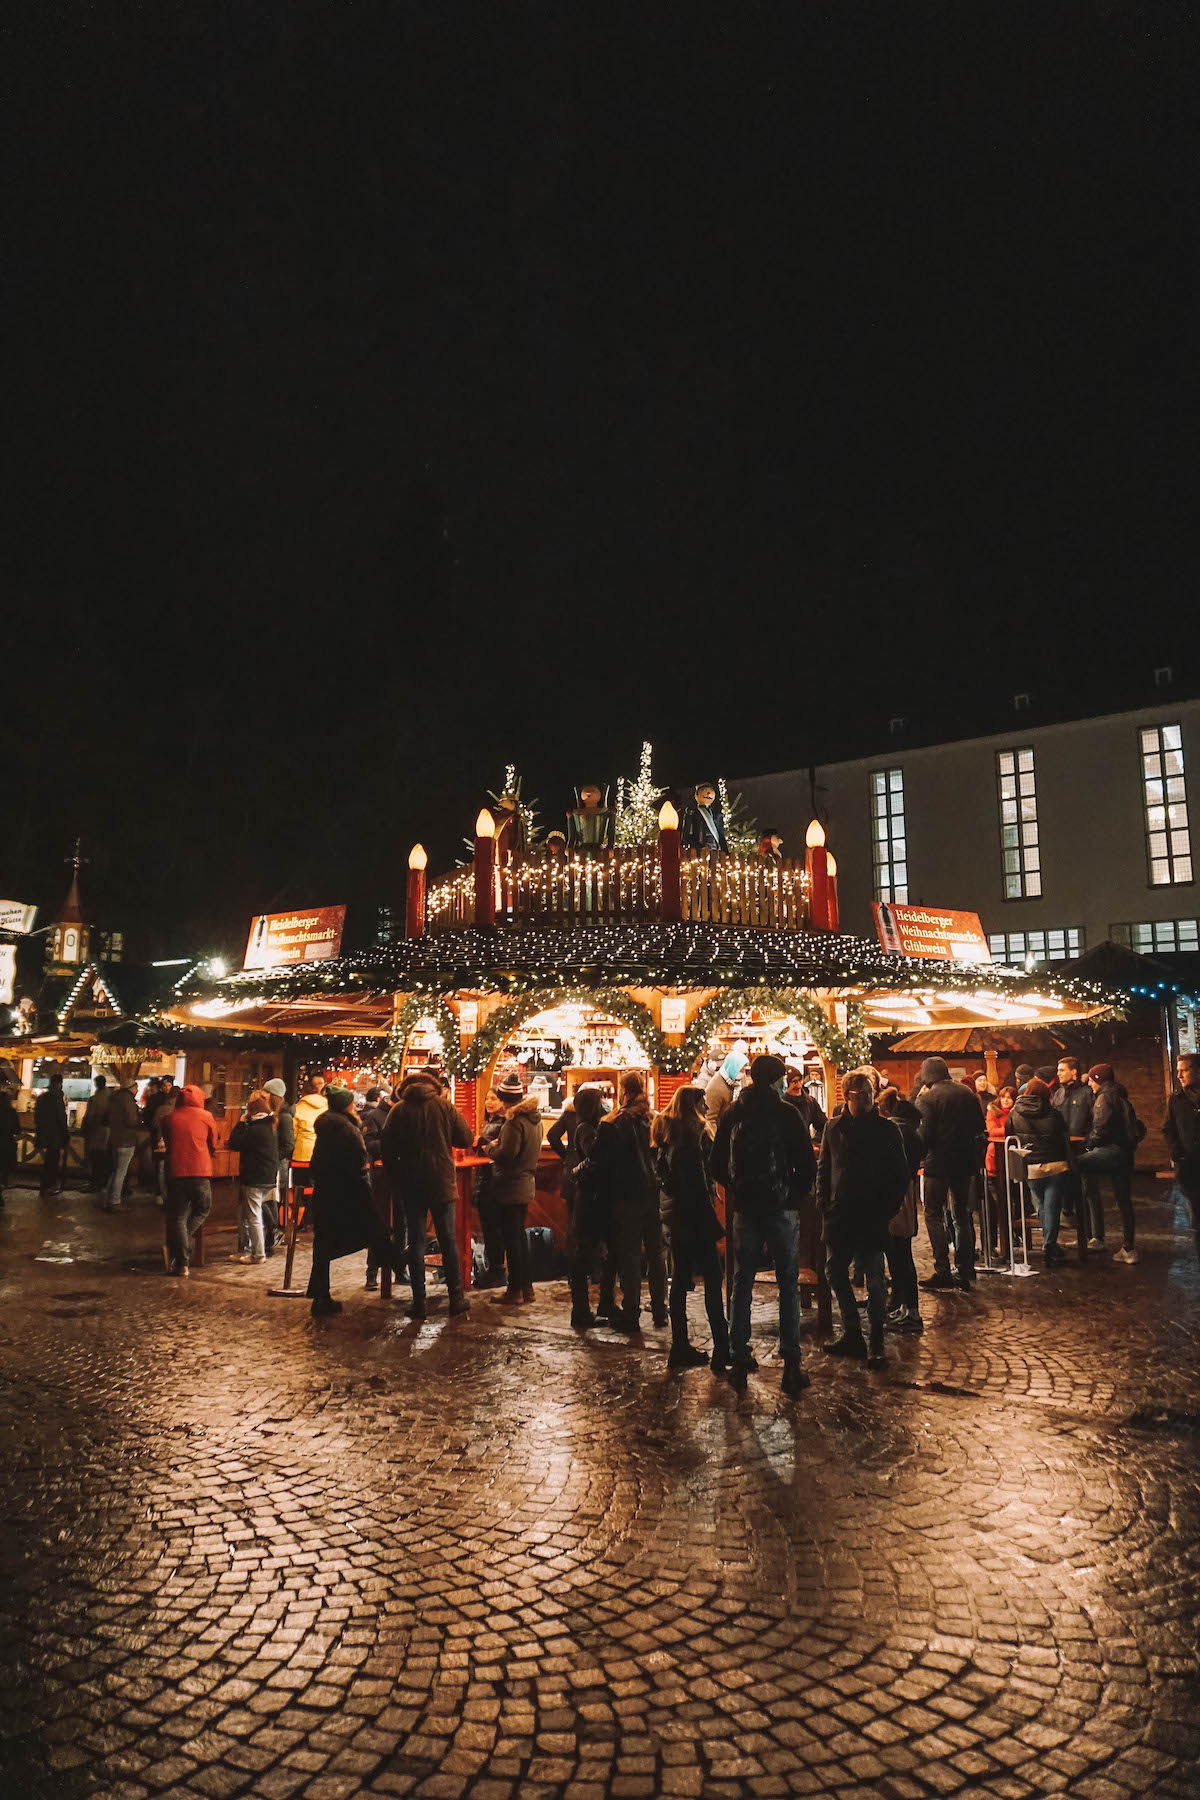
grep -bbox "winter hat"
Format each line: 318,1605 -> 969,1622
918,1057 -> 950,1087
497,1070 -> 525,1098
326,1086 -> 355,1112
1086,1062 -> 1115,1086
1014,1064 -> 1035,1086
750,1053 -> 786,1088
264,1078 -> 287,1098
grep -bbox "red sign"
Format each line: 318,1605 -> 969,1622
872,902 -> 991,962
243,906 -> 346,970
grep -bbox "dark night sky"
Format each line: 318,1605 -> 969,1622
4,4 -> 1197,958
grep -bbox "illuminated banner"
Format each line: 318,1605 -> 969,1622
0,900 -> 37,934
873,902 -> 991,962
0,945 -> 15,1005
243,906 -> 346,970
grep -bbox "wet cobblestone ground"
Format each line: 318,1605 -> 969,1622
1,1177 -> 1198,1800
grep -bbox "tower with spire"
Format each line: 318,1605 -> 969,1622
47,839 -> 91,971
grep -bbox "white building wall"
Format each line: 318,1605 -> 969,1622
736,698 -> 1200,956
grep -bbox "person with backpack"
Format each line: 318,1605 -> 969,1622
589,1070 -> 667,1333
653,1085 -> 730,1370
1074,1063 -> 1141,1263
817,1072 -> 911,1367
1163,1052 -> 1200,1254
712,1053 -> 817,1395
381,1073 -> 473,1320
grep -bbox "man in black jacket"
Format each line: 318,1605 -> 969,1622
818,1073 -> 910,1367
913,1057 -> 985,1291
713,1054 -> 817,1396
1052,1054 -> 1097,1239
590,1072 -> 667,1332
1164,1053 -> 1200,1253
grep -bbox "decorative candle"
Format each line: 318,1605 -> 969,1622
406,843 -> 427,939
805,818 -> 829,929
825,851 -> 840,932
658,799 -> 682,923
474,809 -> 496,927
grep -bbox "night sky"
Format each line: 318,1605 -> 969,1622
6,5 -> 1196,958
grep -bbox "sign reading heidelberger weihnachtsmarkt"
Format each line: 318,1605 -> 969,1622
0,900 -> 38,934
243,906 -> 346,971
872,902 -> 992,962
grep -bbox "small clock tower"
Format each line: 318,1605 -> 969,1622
47,840 -> 91,971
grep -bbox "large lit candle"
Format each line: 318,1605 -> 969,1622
658,799 -> 681,922
825,852 -> 840,932
474,809 -> 496,926
406,843 -> 427,939
805,818 -> 829,929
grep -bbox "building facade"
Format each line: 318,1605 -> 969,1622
737,696 -> 1200,969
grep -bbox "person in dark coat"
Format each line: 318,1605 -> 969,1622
589,1071 -> 667,1333
784,1067 -> 826,1143
472,1089 -> 508,1286
0,1087 -> 19,1200
876,1086 -> 924,1331
1052,1054 -> 1095,1236
653,1085 -> 730,1370
712,1054 -> 817,1395
104,1076 -> 141,1210
307,1088 -> 407,1315
559,1085 -> 608,1328
1008,1078 -> 1073,1267
681,782 -> 729,853
818,1074 -> 911,1366
34,1074 -> 69,1197
913,1056 -> 985,1291
1163,1052 -> 1200,1254
380,1073 -> 473,1319
359,1086 -> 398,1290
228,1090 -> 279,1263
1075,1063 -> 1139,1262
82,1075 -> 113,1194
482,1070 -> 544,1306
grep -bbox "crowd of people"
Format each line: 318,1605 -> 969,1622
13,1041 -> 1200,1391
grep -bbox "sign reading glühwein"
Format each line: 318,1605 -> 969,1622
872,902 -> 991,962
243,906 -> 346,970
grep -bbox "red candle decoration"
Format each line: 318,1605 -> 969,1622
658,799 -> 682,923
825,852 -> 840,933
805,818 -> 830,929
406,843 -> 427,939
474,809 -> 496,926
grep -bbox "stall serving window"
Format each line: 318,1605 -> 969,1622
691,1006 -> 826,1112
491,1004 -> 654,1121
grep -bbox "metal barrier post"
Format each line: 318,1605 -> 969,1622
1001,1135 -> 1036,1278
978,1160 -> 994,1272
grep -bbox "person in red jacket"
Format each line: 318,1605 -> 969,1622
984,1084 -> 1016,1256
163,1084 -> 217,1276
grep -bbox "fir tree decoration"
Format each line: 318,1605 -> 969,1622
614,740 -> 664,845
719,779 -> 760,854
462,765 -> 542,858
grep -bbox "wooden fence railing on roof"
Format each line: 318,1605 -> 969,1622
425,845 -> 812,933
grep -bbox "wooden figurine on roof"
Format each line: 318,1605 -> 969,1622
681,783 -> 729,854
567,784 -> 615,849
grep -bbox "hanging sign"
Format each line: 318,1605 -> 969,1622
0,901 -> 37,934
0,945 -> 15,1005
243,906 -> 346,970
660,997 -> 688,1035
873,902 -> 991,962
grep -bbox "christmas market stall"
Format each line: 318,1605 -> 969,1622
164,793 -> 1117,1290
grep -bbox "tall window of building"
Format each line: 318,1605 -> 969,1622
1110,918 -> 1199,955
1141,724 -> 1192,885
988,927 -> 1083,967
996,748 -> 1040,899
871,768 -> 908,903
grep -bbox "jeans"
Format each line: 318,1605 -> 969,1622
1031,1173 -> 1067,1254
827,1240 -> 886,1338
239,1185 -> 273,1259
106,1144 -> 136,1207
612,1194 -> 668,1322
730,1207 -> 802,1365
88,1147 -> 113,1192
1074,1146 -> 1135,1249
404,1196 -> 463,1306
885,1231 -> 919,1310
922,1172 -> 976,1279
154,1152 -> 168,1201
667,1226 -> 729,1354
499,1204 -> 532,1292
166,1176 -> 212,1270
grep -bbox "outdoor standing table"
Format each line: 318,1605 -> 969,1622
452,1151 -> 491,1292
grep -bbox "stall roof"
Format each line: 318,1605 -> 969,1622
163,923 -> 1117,1037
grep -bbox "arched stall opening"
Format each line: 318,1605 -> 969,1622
689,1003 -> 829,1114
485,1002 -> 655,1122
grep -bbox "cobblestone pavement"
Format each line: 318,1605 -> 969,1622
1,1177 -> 1198,1800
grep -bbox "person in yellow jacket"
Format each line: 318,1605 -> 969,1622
291,1075 -> 328,1185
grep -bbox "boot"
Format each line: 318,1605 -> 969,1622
729,1361 -> 750,1392
823,1333 -> 868,1360
310,1296 -> 342,1316
405,1300 -> 427,1320
781,1361 -> 811,1395
493,1287 -> 523,1306
448,1295 -> 470,1317
521,1286 -> 535,1304
570,1309 -> 598,1330
920,1271 -> 957,1291
867,1325 -> 886,1369
668,1341 -> 709,1369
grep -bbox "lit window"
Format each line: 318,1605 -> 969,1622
871,768 -> 907,903
996,747 -> 1041,899
1140,723 -> 1192,886
988,928 -> 1083,967
1111,917 -> 1199,956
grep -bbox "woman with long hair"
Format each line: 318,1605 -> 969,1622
653,1084 -> 730,1370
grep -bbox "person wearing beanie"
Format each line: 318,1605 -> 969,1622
817,1072 -> 910,1366
1076,1063 -> 1140,1262
1013,1064 -> 1036,1093
380,1069 -> 474,1319
712,1053 -> 817,1396
228,1089 -> 279,1264
481,1070 -> 546,1307
912,1056 -> 986,1292
586,1070 -> 667,1332
290,1075 -> 327,1229
1007,1078 -> 1074,1268
307,1087 -> 407,1315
